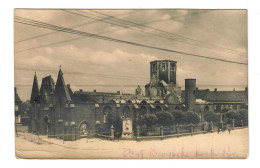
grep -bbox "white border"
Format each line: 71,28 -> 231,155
1,0 -> 260,167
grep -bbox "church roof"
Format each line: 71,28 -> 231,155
40,75 -> 55,93
55,69 -> 71,101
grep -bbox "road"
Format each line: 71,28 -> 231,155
15,128 -> 248,159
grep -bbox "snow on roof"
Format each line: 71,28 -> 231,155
196,99 -> 207,104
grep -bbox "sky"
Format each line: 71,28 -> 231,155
14,9 -> 248,101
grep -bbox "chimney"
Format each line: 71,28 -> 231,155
233,88 -> 236,91
79,89 -> 83,92
117,91 -> 120,95
214,88 -> 217,92
245,87 -> 248,92
185,79 -> 196,112
93,89 -> 96,93
14,87 -> 17,94
67,84 -> 70,88
196,87 -> 198,91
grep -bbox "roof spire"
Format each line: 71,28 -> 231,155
30,72 -> 40,103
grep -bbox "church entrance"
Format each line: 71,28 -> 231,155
79,121 -> 88,137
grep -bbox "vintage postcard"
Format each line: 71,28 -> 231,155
14,9 -> 248,159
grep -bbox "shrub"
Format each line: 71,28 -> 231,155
225,110 -> 241,124
238,109 -> 248,125
172,110 -> 187,124
221,107 -> 232,113
142,113 -> 158,127
186,112 -> 200,124
156,112 -> 174,126
204,112 -> 220,123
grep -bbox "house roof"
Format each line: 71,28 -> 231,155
203,91 -> 247,103
14,87 -> 22,104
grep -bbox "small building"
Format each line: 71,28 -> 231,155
15,87 -> 22,124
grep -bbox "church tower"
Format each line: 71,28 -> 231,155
145,60 -> 178,97
150,60 -> 177,85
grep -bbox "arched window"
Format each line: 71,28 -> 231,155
204,106 -> 209,113
140,106 -> 147,119
103,106 -> 111,124
123,106 -> 130,118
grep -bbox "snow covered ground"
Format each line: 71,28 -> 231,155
15,128 -> 248,159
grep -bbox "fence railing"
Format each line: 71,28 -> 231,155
16,120 -> 248,143
136,120 -> 248,141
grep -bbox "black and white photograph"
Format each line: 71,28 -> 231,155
14,9 -> 248,159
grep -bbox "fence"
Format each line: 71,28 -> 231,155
136,120 -> 248,141
16,119 -> 248,143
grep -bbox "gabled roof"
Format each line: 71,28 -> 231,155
30,73 -> 40,102
14,87 -> 22,104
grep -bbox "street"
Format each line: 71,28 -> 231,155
15,128 -> 248,159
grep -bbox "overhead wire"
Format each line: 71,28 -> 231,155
64,10 -> 244,57
14,10 -> 136,43
16,10 -> 240,57
14,11 -> 212,54
14,67 -> 149,81
14,16 -> 247,65
88,9 -> 245,56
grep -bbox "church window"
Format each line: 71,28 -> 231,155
161,63 -> 166,71
140,106 -> 147,119
103,107 -> 111,123
123,106 -> 130,118
170,63 -> 175,71
152,64 -> 156,72
15,105 -> 18,112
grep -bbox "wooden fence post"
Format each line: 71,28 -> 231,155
190,123 -> 193,136
176,123 -> 179,137
110,125 -> 114,140
37,131 -> 40,144
136,125 -> 140,141
202,122 -> 207,133
160,125 -> 164,140
232,119 -> 235,130
220,121 -> 224,130
210,121 -> 213,133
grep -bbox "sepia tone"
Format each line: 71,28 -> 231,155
14,9 -> 248,159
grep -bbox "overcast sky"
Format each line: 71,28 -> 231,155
14,9 -> 248,101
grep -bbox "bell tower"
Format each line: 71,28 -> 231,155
150,60 -> 177,85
